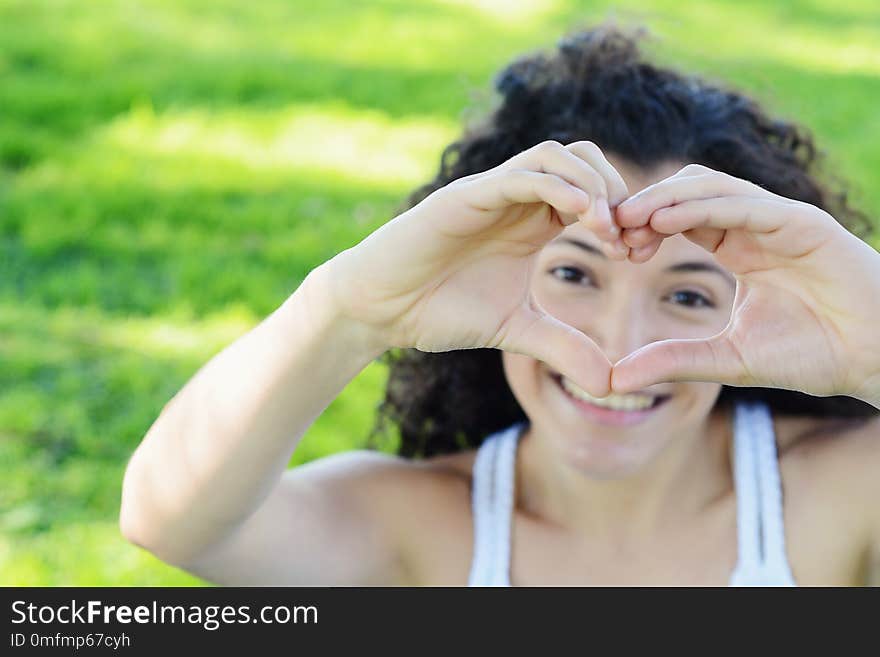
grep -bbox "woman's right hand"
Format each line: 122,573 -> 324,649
327,140 -> 630,397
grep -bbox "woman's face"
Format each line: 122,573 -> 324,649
502,157 -> 737,477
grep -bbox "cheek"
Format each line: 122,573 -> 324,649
502,351 -> 537,384
674,381 -> 724,416
533,281 -> 733,343
652,307 -> 732,343
501,351 -> 546,408
699,294 -> 736,334
531,279 -> 597,325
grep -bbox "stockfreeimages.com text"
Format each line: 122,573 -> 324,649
11,599 -> 317,631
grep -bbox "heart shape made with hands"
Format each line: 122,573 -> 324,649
602,194 -> 743,396
536,162 -> 878,405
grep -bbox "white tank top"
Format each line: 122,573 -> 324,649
467,400 -> 797,586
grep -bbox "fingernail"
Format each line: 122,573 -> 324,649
598,199 -> 618,236
577,192 -> 591,215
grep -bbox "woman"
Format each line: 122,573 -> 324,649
119,25 -> 880,585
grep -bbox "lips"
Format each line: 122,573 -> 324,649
548,372 -> 671,426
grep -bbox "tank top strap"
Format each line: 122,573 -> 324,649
491,423 -> 519,584
750,401 -> 797,583
467,422 -> 524,587
729,401 -> 763,582
729,400 -> 796,586
467,428 -> 501,586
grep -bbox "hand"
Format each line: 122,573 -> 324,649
610,164 -> 880,406
327,140 -> 630,397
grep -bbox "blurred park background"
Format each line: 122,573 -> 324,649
1,0 -> 878,585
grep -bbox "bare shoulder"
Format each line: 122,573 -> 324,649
311,447 -> 476,538
296,447 -> 475,507
774,411 -> 880,534
774,411 -> 880,466
321,447 -> 479,584
760,412 -> 880,584
236,447 -> 478,586
423,448 -> 479,479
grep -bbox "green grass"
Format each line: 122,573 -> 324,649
2,0 -> 878,585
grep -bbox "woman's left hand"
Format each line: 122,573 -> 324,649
609,164 -> 880,408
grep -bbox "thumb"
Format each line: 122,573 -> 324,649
499,302 -> 612,398
611,334 -> 748,393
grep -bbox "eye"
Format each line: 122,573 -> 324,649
665,290 -> 715,309
548,266 -> 595,286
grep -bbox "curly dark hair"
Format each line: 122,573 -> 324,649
365,22 -> 879,459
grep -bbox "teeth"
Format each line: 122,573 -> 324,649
559,376 -> 657,411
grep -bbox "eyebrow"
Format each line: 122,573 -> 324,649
553,237 -> 737,288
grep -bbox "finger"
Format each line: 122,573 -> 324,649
681,226 -> 726,253
598,237 -> 630,261
611,333 -> 749,393
502,141 -> 619,242
622,225 -> 723,258
615,169 -> 771,229
620,225 -> 661,249
564,141 -> 629,207
581,194 -> 621,244
649,196 -> 787,235
461,169 -> 590,217
627,238 -> 663,263
499,299 -> 612,398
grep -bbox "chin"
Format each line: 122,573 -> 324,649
554,432 -> 670,479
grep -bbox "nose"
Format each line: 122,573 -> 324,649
582,295 -> 654,366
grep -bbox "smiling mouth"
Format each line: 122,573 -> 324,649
549,372 -> 671,413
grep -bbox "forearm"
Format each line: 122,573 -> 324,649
120,258 -> 388,564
